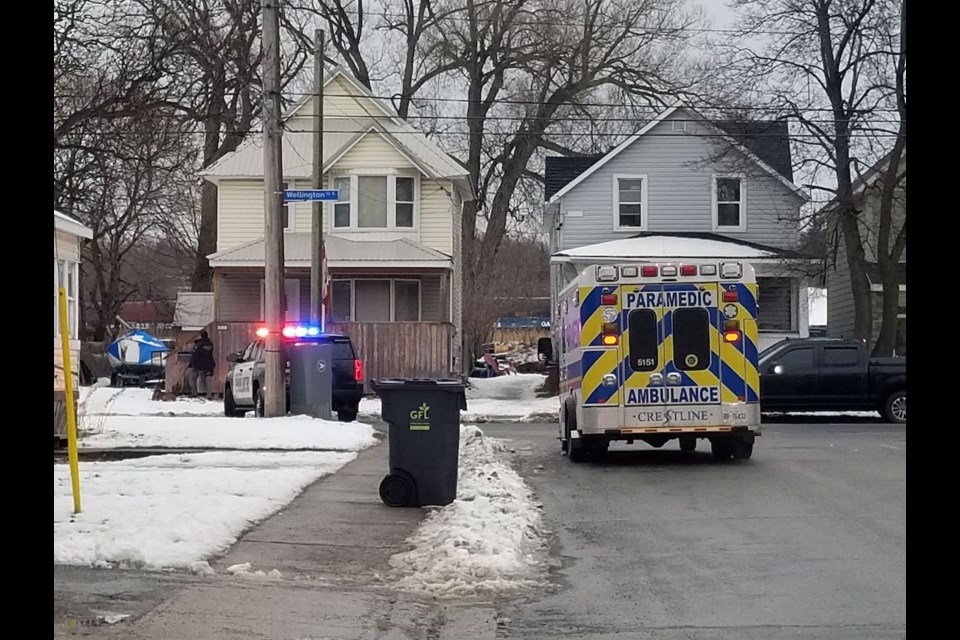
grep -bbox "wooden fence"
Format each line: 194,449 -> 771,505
165,321 -> 455,395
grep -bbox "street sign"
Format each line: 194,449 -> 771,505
283,189 -> 339,202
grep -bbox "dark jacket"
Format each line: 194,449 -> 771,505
189,337 -> 216,373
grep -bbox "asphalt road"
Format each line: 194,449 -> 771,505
482,419 -> 907,640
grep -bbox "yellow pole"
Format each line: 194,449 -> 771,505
58,287 -> 81,513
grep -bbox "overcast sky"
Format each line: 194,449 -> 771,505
698,0 -> 737,28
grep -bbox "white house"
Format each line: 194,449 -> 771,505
544,102 -> 814,351
54,210 -> 92,390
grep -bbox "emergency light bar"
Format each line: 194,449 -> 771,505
256,324 -> 324,339
641,265 -> 658,277
720,262 -> 742,278
596,265 -> 619,282
680,264 -> 697,276
621,266 -> 639,278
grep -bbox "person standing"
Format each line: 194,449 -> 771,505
188,330 -> 216,400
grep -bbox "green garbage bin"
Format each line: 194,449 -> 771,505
374,378 -> 466,508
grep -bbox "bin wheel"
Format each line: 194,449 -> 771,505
379,471 -> 417,508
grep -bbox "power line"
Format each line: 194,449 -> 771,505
281,89 -> 904,113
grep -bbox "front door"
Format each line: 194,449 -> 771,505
761,345 -> 819,409
233,341 -> 258,404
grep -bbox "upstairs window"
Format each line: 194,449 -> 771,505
713,176 -> 744,230
614,175 -> 647,230
332,174 -> 418,230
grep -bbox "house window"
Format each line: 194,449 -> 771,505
756,277 -> 794,331
280,182 -> 295,231
714,176 -> 744,230
260,278 -> 301,322
54,259 -> 79,339
394,280 -> 421,321
395,177 -> 415,228
331,278 -> 423,322
614,175 -> 647,230
333,177 -> 351,228
331,280 -> 353,321
332,174 -> 418,229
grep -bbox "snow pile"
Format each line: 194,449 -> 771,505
79,413 -> 378,451
54,451 -> 355,569
388,426 -> 549,598
359,373 -> 557,424
226,562 -> 284,580
81,386 -> 226,418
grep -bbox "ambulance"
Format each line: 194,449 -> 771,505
553,260 -> 761,461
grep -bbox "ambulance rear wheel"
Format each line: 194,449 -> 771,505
679,436 -> 697,452
711,439 -> 735,461
732,439 -> 754,460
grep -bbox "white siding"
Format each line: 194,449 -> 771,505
294,75 -> 390,120
332,132 -> 415,170
420,180 -> 454,255
555,109 -> 804,252
217,180 -> 267,252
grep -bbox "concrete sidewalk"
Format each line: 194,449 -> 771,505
59,440 -> 498,639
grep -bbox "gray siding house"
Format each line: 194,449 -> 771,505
825,150 -> 906,354
544,103 -> 813,352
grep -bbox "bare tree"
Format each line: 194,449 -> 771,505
722,0 -> 905,348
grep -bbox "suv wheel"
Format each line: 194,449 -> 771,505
223,385 -> 244,418
337,407 -> 358,422
254,386 -> 264,417
882,390 -> 906,423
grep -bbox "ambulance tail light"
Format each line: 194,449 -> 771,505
723,330 -> 742,344
641,266 -> 658,277
602,322 -> 619,346
680,264 -> 697,276
720,262 -> 742,278
724,320 -> 740,331
723,290 -> 739,302
596,265 -> 619,282
255,327 -> 270,338
601,293 -> 618,305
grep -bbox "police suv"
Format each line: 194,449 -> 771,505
549,261 -> 762,461
223,324 -> 364,421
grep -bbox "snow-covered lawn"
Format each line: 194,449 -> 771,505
54,451 -> 355,569
360,373 -> 558,424
80,414 -> 378,451
388,425 -> 549,599
76,386 -> 378,451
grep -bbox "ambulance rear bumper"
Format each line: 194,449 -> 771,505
579,404 -> 761,436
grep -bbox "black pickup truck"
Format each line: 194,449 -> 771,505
759,338 -> 906,423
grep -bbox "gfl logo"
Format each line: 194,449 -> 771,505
410,403 -> 430,420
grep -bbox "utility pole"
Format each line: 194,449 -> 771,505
261,0 -> 285,417
310,29 -> 325,326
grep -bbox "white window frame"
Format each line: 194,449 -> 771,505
712,174 -> 746,232
612,174 -> 648,232
54,258 -> 79,340
281,181 -> 295,232
330,278 -> 423,322
329,172 -> 420,231
260,278 -> 301,322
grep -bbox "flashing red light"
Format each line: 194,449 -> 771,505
354,359 -> 364,381
723,330 -> 742,343
641,266 -> 658,277
723,290 -> 739,302
601,293 -> 618,305
680,264 -> 697,276
281,326 -> 296,338
255,327 -> 270,338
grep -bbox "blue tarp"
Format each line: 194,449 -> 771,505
106,329 -> 169,367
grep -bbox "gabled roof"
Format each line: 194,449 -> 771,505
208,234 -> 453,268
819,147 -> 907,212
202,66 -> 472,197
54,210 -> 93,239
551,232 -> 815,261
545,102 -> 808,203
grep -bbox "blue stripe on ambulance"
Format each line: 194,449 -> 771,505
583,350 -> 619,405
579,286 -> 604,347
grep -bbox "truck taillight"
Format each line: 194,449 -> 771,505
354,359 -> 364,381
